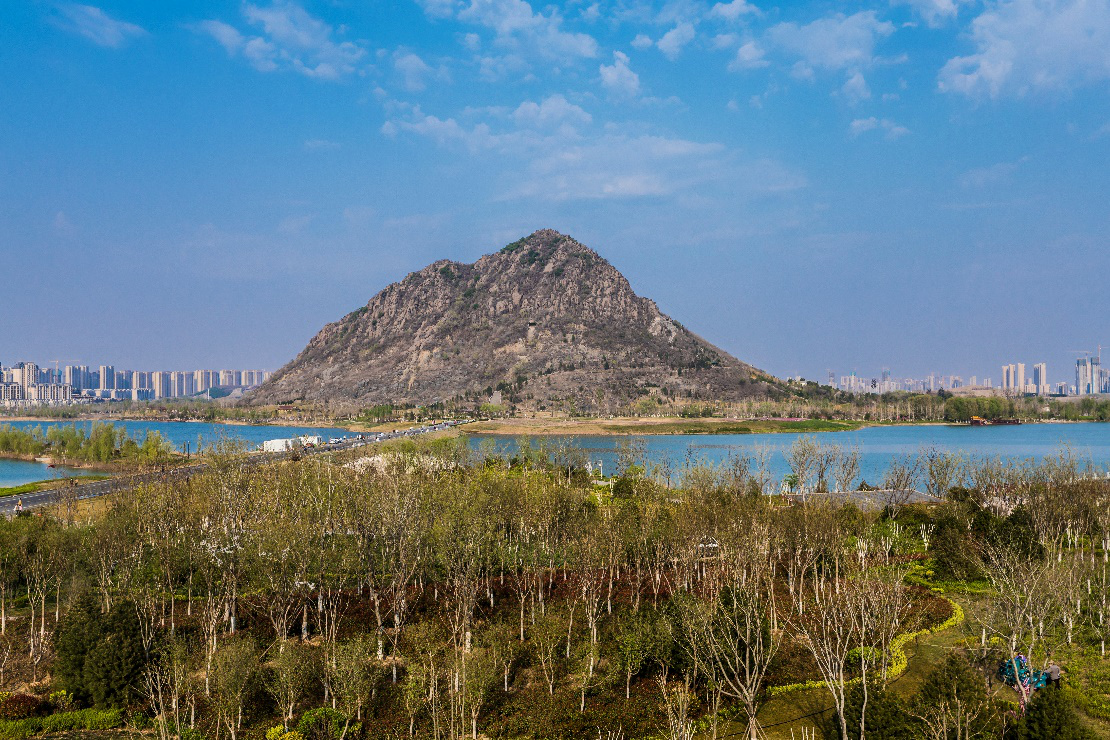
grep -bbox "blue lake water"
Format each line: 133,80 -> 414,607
3,419 -> 1107,489
0,458 -> 85,489
468,422 -> 1110,483
1,419 -> 349,465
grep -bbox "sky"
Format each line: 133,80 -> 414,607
2,0 -> 1109,385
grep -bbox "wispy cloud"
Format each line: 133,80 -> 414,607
56,4 -> 146,48
850,117 -> 909,139
197,2 -> 365,80
430,0 -> 598,61
892,0 -> 969,28
657,22 -> 696,60
710,1 -> 761,22
381,95 -> 804,201
599,51 -> 641,97
959,157 -> 1028,188
768,11 -> 895,71
393,50 -> 449,92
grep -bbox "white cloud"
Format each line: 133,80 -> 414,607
631,33 -> 654,49
892,0 -> 968,27
476,53 -> 529,81
959,158 -> 1026,187
850,117 -> 909,138
198,2 -> 365,79
56,4 -> 145,48
415,0 -> 459,19
939,0 -> 1110,98
600,51 -> 641,96
198,20 -> 243,54
768,11 -> 895,70
394,50 -> 445,92
710,1 -> 761,21
711,33 -> 739,49
454,0 -> 598,59
657,22 -> 696,60
841,71 -> 871,103
729,40 -> 769,70
511,94 -> 592,128
382,98 -> 803,202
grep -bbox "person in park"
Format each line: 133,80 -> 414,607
1045,661 -> 1062,688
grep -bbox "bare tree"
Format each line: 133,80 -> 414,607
881,454 -> 921,514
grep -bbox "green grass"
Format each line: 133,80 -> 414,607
0,475 -> 109,499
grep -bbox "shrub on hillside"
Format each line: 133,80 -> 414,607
910,653 -> 1002,736
1005,686 -> 1095,740
0,695 -> 41,721
828,682 -> 913,739
53,593 -> 147,708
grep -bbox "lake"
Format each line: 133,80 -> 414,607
468,422 -> 1110,482
0,419 -> 351,485
0,458 -> 85,490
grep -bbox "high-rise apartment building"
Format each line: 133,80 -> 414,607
99,365 -> 115,391
17,362 -> 40,390
152,371 -> 172,400
1076,356 -> 1101,396
1032,363 -> 1048,395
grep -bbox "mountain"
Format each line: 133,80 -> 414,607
250,229 -> 778,410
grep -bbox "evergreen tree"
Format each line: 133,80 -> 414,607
831,682 -> 913,739
910,653 -> 1001,738
1006,687 -> 1095,740
53,595 -> 147,708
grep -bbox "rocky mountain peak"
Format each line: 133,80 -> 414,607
250,230 -> 775,410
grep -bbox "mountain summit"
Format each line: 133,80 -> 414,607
251,230 -> 775,409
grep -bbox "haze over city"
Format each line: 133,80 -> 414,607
3,0 -> 1108,379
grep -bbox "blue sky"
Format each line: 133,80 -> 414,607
2,0 -> 1108,385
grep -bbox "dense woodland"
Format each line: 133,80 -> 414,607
0,437 -> 1108,739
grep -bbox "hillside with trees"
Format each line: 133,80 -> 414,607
0,438 -> 1107,738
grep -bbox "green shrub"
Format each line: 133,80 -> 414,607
832,682 -> 913,739
0,708 -> 123,738
297,707 -> 357,740
1005,686 -> 1095,740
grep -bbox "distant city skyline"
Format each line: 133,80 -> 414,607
0,358 -> 271,407
821,347 -> 1110,397
2,2 -> 1109,379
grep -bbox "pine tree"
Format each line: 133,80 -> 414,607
1006,686 -> 1095,740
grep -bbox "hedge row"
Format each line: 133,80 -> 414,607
769,596 -> 965,697
0,708 -> 124,739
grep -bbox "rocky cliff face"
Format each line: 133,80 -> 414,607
251,229 -> 776,409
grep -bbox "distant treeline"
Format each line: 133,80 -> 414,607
0,423 -> 172,464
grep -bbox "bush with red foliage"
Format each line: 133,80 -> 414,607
0,692 -> 44,720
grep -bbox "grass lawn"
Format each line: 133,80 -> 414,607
0,475 -> 109,499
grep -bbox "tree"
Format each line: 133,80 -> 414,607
909,654 -> 1001,740
212,638 -> 259,740
268,640 -> 316,727
616,612 -> 655,699
1005,685 -> 1095,740
836,682 -> 912,740
54,594 -> 146,708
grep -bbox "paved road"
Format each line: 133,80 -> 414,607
0,421 -> 464,517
